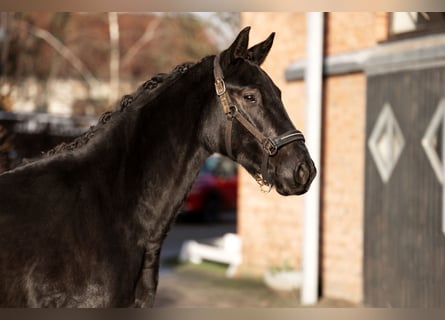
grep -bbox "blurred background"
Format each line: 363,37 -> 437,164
1,12 -> 445,307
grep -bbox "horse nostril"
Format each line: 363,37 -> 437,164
294,163 -> 310,185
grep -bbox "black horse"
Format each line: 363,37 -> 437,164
0,27 -> 315,307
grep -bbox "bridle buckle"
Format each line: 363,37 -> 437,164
226,105 -> 238,120
214,79 -> 226,96
263,139 -> 278,156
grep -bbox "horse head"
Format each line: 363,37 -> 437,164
211,27 -> 316,196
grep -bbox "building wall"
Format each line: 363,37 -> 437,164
238,12 -> 389,303
324,12 -> 388,55
320,12 -> 388,304
238,13 -> 307,274
321,73 -> 366,303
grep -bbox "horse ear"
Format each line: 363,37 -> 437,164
220,26 -> 251,67
247,32 -> 275,66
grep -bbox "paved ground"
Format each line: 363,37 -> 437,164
155,260 -> 357,308
155,217 -> 357,308
156,262 -> 298,307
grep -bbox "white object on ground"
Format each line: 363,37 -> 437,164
179,233 -> 242,277
263,269 -> 302,292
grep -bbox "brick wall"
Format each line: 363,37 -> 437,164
325,12 -> 388,55
238,12 -> 388,304
320,12 -> 388,304
321,73 -> 366,303
238,13 -> 307,275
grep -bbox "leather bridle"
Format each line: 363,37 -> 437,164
213,54 -> 305,192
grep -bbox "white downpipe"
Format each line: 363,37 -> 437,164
443,100 -> 445,235
301,12 -> 324,305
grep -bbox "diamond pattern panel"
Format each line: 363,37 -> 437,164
368,103 -> 405,183
421,98 -> 445,185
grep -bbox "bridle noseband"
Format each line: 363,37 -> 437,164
213,54 -> 305,192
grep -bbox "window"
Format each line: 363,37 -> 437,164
389,12 -> 445,40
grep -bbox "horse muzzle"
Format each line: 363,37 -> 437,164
273,148 -> 317,196
293,159 -> 316,194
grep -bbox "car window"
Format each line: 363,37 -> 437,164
201,155 -> 237,178
213,157 -> 237,178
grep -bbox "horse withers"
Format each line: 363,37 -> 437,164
0,27 -> 315,307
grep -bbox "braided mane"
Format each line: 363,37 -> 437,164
44,61 -> 197,158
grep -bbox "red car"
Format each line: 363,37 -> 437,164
181,155 -> 237,222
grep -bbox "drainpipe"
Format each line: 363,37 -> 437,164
443,100 -> 445,235
301,12 -> 324,305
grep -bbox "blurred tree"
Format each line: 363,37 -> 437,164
191,12 -> 240,50
108,12 -> 120,104
0,13 -> 220,116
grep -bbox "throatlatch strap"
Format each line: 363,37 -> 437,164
213,55 -> 231,114
214,54 -> 236,158
225,117 -> 234,158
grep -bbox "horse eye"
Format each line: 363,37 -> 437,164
243,94 -> 257,103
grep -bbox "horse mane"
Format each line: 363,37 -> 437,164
40,61 -> 198,159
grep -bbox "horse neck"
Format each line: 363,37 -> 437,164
94,57 -> 217,239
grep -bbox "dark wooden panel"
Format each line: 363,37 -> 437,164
364,67 -> 445,307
